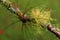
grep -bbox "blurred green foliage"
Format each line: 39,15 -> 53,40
0,0 -> 60,40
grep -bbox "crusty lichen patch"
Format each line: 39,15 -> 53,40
30,8 -> 53,27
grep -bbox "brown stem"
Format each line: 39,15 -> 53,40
47,24 -> 60,38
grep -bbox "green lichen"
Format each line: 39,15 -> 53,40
30,8 -> 53,27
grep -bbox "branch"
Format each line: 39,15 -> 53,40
47,24 -> 60,38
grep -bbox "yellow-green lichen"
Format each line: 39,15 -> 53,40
30,8 -> 53,27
